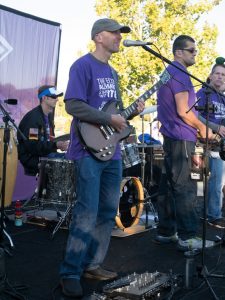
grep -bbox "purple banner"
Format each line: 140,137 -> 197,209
0,5 -> 61,203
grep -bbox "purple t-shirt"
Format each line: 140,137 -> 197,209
65,53 -> 121,160
197,88 -> 225,125
157,61 -> 197,142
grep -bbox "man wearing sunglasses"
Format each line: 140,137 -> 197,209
197,63 -> 225,229
155,35 -> 215,251
17,85 -> 68,176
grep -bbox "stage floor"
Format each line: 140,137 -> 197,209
1,196 -> 225,300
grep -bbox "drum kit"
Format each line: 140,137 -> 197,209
31,105 -> 161,237
0,104 -> 161,238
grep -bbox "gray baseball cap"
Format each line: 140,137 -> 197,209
91,18 -> 131,40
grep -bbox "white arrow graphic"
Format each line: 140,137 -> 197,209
0,35 -> 13,62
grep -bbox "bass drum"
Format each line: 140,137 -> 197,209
115,177 -> 144,229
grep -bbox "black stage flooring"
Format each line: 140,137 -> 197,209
1,204 -> 225,300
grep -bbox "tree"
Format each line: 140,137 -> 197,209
94,0 -> 221,107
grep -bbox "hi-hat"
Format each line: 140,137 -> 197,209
139,105 -> 157,115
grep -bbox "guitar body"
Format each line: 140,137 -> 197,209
79,101 -> 131,161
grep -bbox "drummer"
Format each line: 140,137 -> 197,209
17,85 -> 69,176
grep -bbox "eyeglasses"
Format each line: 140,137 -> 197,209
180,48 -> 198,54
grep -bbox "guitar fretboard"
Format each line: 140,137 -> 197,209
121,82 -> 161,119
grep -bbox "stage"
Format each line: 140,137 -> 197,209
1,196 -> 225,300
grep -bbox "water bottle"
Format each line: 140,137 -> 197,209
14,200 -> 23,226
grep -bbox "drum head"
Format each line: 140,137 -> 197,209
115,177 -> 144,229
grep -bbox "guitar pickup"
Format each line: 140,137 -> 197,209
100,125 -> 110,140
105,125 -> 114,135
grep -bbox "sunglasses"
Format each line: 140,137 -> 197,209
180,48 -> 198,54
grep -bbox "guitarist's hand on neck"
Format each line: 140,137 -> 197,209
136,99 -> 145,114
110,114 -> 127,133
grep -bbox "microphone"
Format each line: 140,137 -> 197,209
215,57 -> 225,65
123,39 -> 152,47
3,99 -> 18,105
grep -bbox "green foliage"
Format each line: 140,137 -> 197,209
94,0 -> 222,106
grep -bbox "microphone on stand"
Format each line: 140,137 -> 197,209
2,99 -> 18,105
123,39 -> 153,47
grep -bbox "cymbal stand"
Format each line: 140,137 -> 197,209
139,116 -> 158,228
51,195 -> 75,239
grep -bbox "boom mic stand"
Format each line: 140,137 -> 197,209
139,45 -> 225,298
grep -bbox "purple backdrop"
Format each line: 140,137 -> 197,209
0,5 -> 61,202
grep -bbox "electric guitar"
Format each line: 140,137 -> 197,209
78,70 -> 170,161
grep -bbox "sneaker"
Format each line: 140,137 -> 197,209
83,267 -> 118,281
154,233 -> 178,244
177,237 -> 215,251
60,278 -> 83,297
208,218 -> 225,229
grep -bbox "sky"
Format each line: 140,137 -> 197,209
1,0 -> 225,91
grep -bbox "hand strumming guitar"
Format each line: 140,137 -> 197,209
110,114 -> 127,133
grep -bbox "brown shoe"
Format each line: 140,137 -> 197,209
60,278 -> 83,297
83,267 -> 118,280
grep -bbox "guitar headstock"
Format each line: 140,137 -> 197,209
159,70 -> 171,84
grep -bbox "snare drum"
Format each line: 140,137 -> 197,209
0,126 -> 18,207
115,177 -> 144,229
121,142 -> 141,169
37,158 -> 76,204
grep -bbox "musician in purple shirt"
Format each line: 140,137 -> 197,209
59,18 -> 144,298
155,35 -> 214,251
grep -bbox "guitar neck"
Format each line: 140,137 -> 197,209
121,81 -> 160,120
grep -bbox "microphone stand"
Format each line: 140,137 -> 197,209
140,46 -> 225,298
0,102 -> 26,250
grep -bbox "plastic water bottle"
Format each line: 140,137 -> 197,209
14,200 -> 23,226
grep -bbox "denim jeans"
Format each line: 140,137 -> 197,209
208,156 -> 225,221
60,156 -> 122,279
157,137 -> 198,240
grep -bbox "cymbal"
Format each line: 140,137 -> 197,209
53,134 -> 70,142
139,105 -> 157,115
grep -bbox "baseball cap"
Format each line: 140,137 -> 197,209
38,87 -> 63,100
91,18 -> 131,40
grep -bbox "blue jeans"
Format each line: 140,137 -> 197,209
157,137 -> 198,240
60,156 -> 122,279
208,156 -> 225,221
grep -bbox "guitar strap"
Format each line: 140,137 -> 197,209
110,66 -> 124,111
